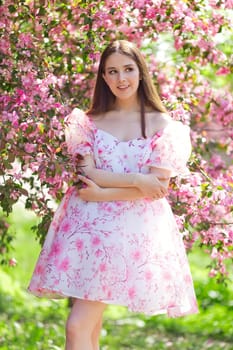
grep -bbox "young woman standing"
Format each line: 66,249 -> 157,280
29,40 -> 198,350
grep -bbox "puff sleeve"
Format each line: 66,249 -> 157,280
64,108 -> 94,157
145,121 -> 192,177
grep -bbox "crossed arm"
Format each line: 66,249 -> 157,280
74,155 -> 171,202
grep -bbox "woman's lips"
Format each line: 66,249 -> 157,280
117,85 -> 129,90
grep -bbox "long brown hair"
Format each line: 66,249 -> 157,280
87,40 -> 167,137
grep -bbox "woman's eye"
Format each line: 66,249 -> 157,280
109,70 -> 117,75
126,67 -> 133,72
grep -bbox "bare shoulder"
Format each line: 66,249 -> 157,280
146,111 -> 172,136
89,112 -> 106,127
90,111 -> 121,128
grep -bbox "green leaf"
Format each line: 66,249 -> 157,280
110,8 -> 116,15
8,5 -> 17,13
38,6 -> 46,16
83,15 -> 92,26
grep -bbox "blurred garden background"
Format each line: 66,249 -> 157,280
0,0 -> 233,349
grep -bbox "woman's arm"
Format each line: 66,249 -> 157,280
77,176 -> 162,202
77,155 -> 170,197
149,167 -> 170,189
79,155 -> 140,187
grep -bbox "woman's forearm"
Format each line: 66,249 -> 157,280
80,155 -> 169,191
86,167 -> 137,188
85,168 -> 169,195
77,174 -> 169,202
90,187 -> 147,202
79,156 -> 135,188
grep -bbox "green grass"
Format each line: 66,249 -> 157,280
0,205 -> 233,349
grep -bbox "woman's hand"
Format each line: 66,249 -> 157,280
76,174 -> 168,202
76,155 -> 95,178
134,173 -> 168,199
77,175 -> 102,201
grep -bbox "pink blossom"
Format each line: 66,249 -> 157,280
209,154 -> 225,168
145,270 -> 153,281
184,274 -> 192,283
10,191 -> 19,200
92,236 -> 101,246
17,33 -> 33,48
209,269 -> 217,277
0,36 -> 11,54
99,263 -> 107,272
61,220 -> 71,233
58,257 -> 70,271
128,287 -> 136,299
83,221 -> 91,229
211,247 -> 218,259
163,270 -> 172,280
174,35 -> 183,50
35,264 -> 44,275
219,265 -> 227,275
95,249 -> 103,257
49,241 -> 62,257
183,16 -> 195,32
132,250 -> 142,261
9,258 -> 17,267
24,143 -> 36,154
75,239 -> 84,251
216,67 -> 231,76
21,72 -> 37,89
19,122 -> 30,132
225,0 -> 233,8
228,230 -> 233,240
133,0 -> 146,8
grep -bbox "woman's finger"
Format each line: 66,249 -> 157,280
78,175 -> 94,186
160,186 -> 167,196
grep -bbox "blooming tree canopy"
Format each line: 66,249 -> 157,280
0,0 -> 232,281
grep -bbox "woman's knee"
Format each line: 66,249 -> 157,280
66,314 -> 90,339
66,299 -> 106,339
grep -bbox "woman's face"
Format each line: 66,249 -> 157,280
102,52 -> 140,102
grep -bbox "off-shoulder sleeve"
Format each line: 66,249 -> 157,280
64,108 -> 94,157
145,121 -> 192,177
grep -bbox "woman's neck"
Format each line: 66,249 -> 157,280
113,96 -> 140,113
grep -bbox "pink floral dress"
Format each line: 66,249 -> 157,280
28,108 -> 198,317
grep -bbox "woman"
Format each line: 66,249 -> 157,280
28,40 -> 198,350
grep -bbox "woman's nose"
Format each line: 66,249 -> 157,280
118,71 -> 126,82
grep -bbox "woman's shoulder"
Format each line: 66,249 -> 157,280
146,111 -> 172,136
65,108 -> 95,131
88,111 -> 115,129
66,108 -> 85,121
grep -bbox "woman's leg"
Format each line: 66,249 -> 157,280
92,315 -> 103,350
65,298 -> 106,350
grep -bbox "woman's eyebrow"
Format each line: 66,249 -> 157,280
106,64 -> 135,70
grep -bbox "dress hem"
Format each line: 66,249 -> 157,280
27,286 -> 198,318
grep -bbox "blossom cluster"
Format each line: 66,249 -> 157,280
0,0 -> 232,280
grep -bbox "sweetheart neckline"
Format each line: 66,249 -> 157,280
91,123 -> 169,143
95,128 -> 148,143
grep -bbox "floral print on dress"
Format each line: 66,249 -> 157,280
28,108 -> 198,318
